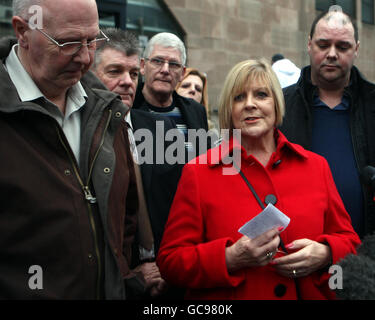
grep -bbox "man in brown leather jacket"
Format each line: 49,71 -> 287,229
0,0 -> 138,299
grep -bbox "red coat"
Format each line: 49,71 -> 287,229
157,131 -> 360,300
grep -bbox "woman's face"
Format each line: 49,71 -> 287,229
231,79 -> 276,142
176,74 -> 204,103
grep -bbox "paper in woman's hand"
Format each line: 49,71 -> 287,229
238,203 -> 290,239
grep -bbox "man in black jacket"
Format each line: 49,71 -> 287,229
132,32 -> 211,299
280,7 -> 375,238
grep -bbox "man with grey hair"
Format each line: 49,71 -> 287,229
91,28 -> 181,298
133,32 -> 209,157
132,32 -> 210,298
137,33 -> 187,109
133,32 -> 210,244
280,7 -> 375,239
0,0 -> 138,299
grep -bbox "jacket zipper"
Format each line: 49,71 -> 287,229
55,109 -> 113,299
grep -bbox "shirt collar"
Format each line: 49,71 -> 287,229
125,110 -> 133,130
66,81 -> 88,116
5,44 -> 44,102
312,92 -> 350,111
5,44 -> 87,105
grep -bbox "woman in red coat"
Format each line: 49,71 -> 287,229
156,59 -> 360,300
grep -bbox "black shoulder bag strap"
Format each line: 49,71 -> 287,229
233,162 -> 302,300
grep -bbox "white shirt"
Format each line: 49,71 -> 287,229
125,111 -> 155,260
125,111 -> 139,163
5,44 -> 87,162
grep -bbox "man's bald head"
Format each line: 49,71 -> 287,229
310,10 -> 358,43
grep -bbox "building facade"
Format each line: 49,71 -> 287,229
1,0 -> 375,119
163,0 -> 375,116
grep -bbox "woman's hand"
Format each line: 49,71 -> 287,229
271,239 -> 332,278
225,227 -> 281,273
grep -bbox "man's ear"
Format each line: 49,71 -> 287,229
354,41 -> 360,58
12,16 -> 29,49
178,66 -> 186,82
307,36 -> 312,53
140,58 -> 146,75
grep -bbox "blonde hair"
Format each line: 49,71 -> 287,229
219,58 -> 285,131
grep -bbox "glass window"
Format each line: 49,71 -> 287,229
96,0 -> 185,52
126,0 -> 184,40
99,12 -> 117,29
0,0 -> 14,37
316,0 -> 356,17
316,0 -> 334,11
336,0 -> 356,17
362,0 -> 374,24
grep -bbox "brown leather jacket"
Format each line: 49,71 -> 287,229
0,38 -> 138,299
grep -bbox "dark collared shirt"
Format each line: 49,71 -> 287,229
311,94 -> 364,237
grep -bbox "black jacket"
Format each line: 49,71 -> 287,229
131,109 -> 182,254
132,84 -> 211,251
280,65 -> 375,236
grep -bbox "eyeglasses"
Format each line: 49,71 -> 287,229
35,28 -> 109,56
145,58 -> 183,71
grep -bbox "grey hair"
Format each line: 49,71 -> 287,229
12,0 -> 43,18
143,32 -> 186,66
93,28 -> 140,69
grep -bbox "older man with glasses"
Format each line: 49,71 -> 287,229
132,32 -> 211,298
134,32 -> 211,157
134,36 -> 211,234
0,0 -> 138,299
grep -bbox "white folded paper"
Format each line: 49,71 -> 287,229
238,203 -> 290,239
